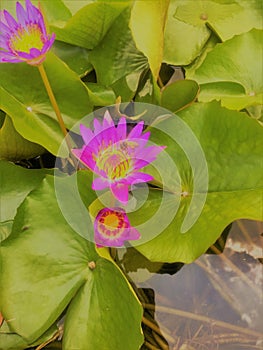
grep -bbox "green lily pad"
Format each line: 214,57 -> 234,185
163,0 -> 211,65
246,105 -> 263,122
0,176 -> 97,342
185,32 -> 220,78
50,2 -> 130,49
63,0 -> 93,15
192,29 -> 263,110
130,0 -> 169,79
85,83 -> 116,107
0,53 -> 92,155
174,0 -> 262,41
0,324 -> 27,350
90,7 -> 148,86
63,259 -> 143,350
0,221 -> 13,243
0,173 -> 143,349
0,159 -> 45,242
199,82 -> 263,110
51,41 -> 93,77
112,71 -> 144,102
161,80 -> 199,112
118,102 -> 262,263
0,320 -> 58,350
0,160 -> 46,224
39,0 -> 72,27
0,115 -> 44,161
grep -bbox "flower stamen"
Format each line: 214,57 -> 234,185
9,24 -> 44,53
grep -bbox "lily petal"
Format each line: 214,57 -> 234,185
128,121 -> 144,138
16,2 -> 28,27
125,172 -> 153,185
92,177 -> 109,191
111,182 -> 129,203
117,117 -> 127,140
3,10 -> 18,30
126,227 -> 141,241
80,123 -> 94,144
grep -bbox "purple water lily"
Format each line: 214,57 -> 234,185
0,0 -> 55,65
72,111 -> 165,204
94,207 -> 140,247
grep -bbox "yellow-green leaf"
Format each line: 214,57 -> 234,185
130,0 -> 170,79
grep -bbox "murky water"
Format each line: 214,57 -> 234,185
121,220 -> 263,350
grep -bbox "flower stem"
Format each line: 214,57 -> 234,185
37,63 -> 74,155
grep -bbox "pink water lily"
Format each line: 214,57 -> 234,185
94,207 -> 140,247
0,0 -> 55,65
72,111 -> 165,204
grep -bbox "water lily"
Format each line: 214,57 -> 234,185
94,207 -> 140,247
72,111 -> 165,203
0,0 -> 55,65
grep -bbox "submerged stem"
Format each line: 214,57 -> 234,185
143,303 -> 262,339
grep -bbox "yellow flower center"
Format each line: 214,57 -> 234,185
96,142 -> 133,181
10,24 -> 44,53
98,210 -> 127,238
104,214 -> 119,228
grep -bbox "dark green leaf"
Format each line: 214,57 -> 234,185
0,53 -> 92,155
0,115 -> 44,161
51,41 -> 93,77
0,161 -> 45,224
86,83 -> 116,106
161,80 -> 199,112
0,176 -> 97,343
50,2 -> 130,49
90,7 -> 148,86
63,259 -> 143,350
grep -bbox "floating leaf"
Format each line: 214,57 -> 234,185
0,176 -> 97,342
0,115 -> 44,161
50,2 -> 130,49
127,102 -> 262,263
163,0 -> 210,65
51,41 -> 93,77
174,0 -> 262,41
130,0 -> 169,79
198,83 -> 262,110
63,259 -> 143,350
38,0 -> 72,27
185,32 -> 220,78
246,105 -> 263,122
192,30 -> 263,110
0,323 -> 31,350
0,222 -> 13,243
63,0 -> 93,15
0,173 -> 143,349
86,83 -> 116,106
161,80 -> 199,112
90,7 -> 148,86
0,53 -> 92,155
0,161 -> 46,225
112,71 -> 143,102
0,320 -> 58,350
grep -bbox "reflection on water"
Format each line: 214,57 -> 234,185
121,220 -> 263,350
